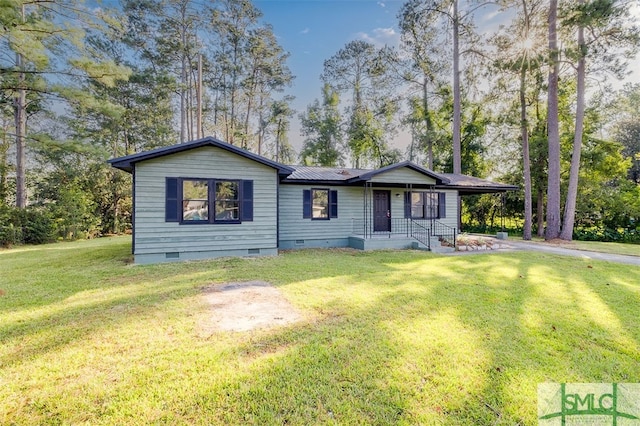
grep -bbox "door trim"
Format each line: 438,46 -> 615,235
373,190 -> 391,232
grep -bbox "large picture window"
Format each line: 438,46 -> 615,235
165,177 -> 252,224
406,191 -> 446,219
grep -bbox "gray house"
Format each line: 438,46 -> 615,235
109,137 -> 516,264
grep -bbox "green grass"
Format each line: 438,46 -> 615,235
1,237 -> 639,425
519,237 -> 640,257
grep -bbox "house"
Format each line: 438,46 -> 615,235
109,137 -> 517,264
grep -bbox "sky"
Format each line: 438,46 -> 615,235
255,0 -> 412,151
255,0 -> 405,113
252,0 -> 640,153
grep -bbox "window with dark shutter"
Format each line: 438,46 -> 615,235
330,190 -> 338,218
165,178 -> 179,222
241,180 -> 253,221
304,188 -> 336,220
165,177 -> 254,224
303,190 -> 311,218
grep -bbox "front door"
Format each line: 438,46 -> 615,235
373,190 -> 391,232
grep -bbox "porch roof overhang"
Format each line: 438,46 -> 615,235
436,173 -> 519,195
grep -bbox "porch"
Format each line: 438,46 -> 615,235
350,217 -> 457,252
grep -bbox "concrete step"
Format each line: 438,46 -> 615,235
430,244 -> 456,254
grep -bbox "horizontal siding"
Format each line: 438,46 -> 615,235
134,146 -> 278,255
279,185 -> 364,240
370,167 -> 436,185
439,190 -> 458,229
278,186 -> 429,241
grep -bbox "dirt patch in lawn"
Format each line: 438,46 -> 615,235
201,281 -> 302,332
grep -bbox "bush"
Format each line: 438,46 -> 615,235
0,206 -> 55,247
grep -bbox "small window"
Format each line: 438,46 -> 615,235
214,180 -> 240,222
182,179 -> 209,221
303,189 -> 337,219
312,189 -> 329,219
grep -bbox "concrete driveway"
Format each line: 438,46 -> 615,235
503,239 -> 640,266
479,238 -> 640,266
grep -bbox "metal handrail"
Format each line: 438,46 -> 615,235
431,220 -> 457,249
410,220 -> 431,250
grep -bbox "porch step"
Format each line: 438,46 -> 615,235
430,243 -> 456,254
411,239 -> 456,253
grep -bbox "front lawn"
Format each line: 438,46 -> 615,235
1,237 -> 639,424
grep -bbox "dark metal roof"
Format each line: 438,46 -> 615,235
437,173 -> 519,194
108,136 -> 295,175
346,160 -> 449,184
108,141 -> 517,194
282,166 -> 370,183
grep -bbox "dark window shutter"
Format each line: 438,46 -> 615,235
165,177 -> 179,222
404,192 -> 411,218
241,180 -> 253,221
330,190 -> 338,218
438,192 -> 446,218
303,190 -> 311,218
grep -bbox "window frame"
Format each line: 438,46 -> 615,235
213,179 -> 241,224
311,188 -> 330,220
181,178 -> 210,223
408,191 -> 443,220
303,188 -> 338,220
172,177 -> 250,225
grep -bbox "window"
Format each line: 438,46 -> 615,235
165,177 -> 253,224
312,189 -> 329,219
182,179 -> 209,221
303,189 -> 338,220
214,180 -> 240,222
405,191 -> 446,219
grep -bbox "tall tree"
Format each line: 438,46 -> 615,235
299,84 -> 343,167
559,0 -> 639,240
491,0 -> 546,240
402,0 -> 483,174
397,0 -> 448,169
545,0 -> 562,240
1,0 -> 130,208
321,41 -> 399,168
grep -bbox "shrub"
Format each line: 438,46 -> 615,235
0,206 -> 55,246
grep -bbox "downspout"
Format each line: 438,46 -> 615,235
131,167 -> 136,255
276,173 -> 280,250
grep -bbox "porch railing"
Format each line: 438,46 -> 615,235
351,218 -> 456,250
432,220 -> 457,249
410,220 -> 431,248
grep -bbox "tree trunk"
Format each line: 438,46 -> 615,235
560,6 -> 585,241
197,53 -> 203,139
545,0 -> 561,240
14,52 -> 27,208
452,0 -> 462,174
520,67 -> 533,240
423,79 -> 434,170
536,187 -> 545,237
179,4 -> 187,143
